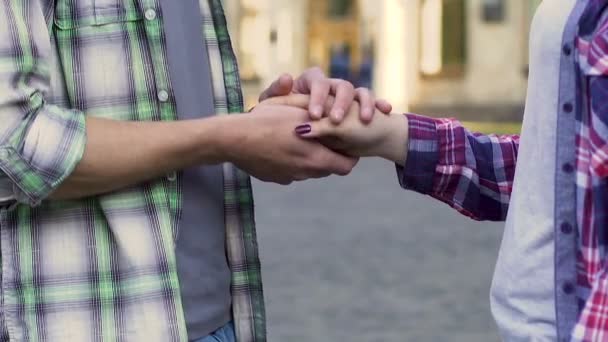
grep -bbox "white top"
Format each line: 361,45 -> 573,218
490,0 -> 576,340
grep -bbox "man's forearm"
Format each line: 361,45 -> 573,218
51,115 -> 235,200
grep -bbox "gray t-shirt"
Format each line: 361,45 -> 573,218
159,0 -> 232,340
489,0 -> 580,340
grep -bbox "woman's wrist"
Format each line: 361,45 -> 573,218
377,114 -> 409,166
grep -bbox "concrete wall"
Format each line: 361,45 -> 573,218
414,0 -> 529,107
224,0 -> 531,112
373,0 -> 420,112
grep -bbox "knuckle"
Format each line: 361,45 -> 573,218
340,81 -> 355,91
311,169 -> 332,178
356,87 -> 372,96
278,178 -> 292,186
310,66 -> 324,75
315,79 -> 331,89
337,163 -> 355,176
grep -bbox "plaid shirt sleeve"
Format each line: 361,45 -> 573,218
0,1 -> 86,207
397,114 -> 520,222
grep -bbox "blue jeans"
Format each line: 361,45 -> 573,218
193,321 -> 236,342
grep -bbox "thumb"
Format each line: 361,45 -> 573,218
259,94 -> 311,109
376,99 -> 393,114
259,74 -> 294,102
294,118 -> 336,139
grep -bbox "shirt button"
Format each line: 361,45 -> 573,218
562,163 -> 574,174
167,172 -> 177,182
0,149 -> 9,160
562,44 -> 572,56
560,222 -> 573,235
157,90 -> 169,103
563,102 -> 573,113
145,9 -> 157,21
562,282 -> 575,295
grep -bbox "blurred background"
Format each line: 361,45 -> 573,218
221,0 -> 542,341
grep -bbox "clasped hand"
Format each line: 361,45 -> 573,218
235,68 -> 407,186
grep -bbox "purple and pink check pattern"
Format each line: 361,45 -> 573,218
399,115 -> 519,222
399,1 -> 608,339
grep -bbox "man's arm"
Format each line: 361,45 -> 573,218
50,116 -> 228,200
51,104 -> 359,200
0,1 -> 87,206
0,2 -> 356,206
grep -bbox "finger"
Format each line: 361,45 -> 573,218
294,67 -> 326,93
317,148 -> 359,176
355,88 -> 375,123
294,118 -> 335,139
294,170 -> 332,181
259,94 -> 311,109
277,179 -> 293,186
329,80 -> 356,123
376,99 -> 393,114
259,74 -> 294,102
308,79 -> 332,119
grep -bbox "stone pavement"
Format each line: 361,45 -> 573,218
253,158 -> 504,342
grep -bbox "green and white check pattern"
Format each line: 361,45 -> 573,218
0,0 -> 265,341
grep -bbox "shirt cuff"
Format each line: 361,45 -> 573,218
396,114 -> 439,194
0,105 -> 86,207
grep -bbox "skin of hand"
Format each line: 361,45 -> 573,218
261,94 -> 409,166
258,67 -> 393,124
225,103 -> 359,185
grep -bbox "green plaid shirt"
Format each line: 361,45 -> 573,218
0,0 -> 265,341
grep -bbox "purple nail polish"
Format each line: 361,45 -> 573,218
295,124 -> 312,135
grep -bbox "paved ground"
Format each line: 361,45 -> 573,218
252,157 -> 504,342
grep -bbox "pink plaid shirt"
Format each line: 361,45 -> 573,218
399,1 -> 608,340
572,2 -> 608,340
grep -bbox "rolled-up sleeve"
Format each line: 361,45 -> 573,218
0,1 -> 86,207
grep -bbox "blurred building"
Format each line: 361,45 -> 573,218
223,0 -> 542,119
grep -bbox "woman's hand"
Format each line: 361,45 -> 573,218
294,102 -> 410,166
258,93 -> 408,165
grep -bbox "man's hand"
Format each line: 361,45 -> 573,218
258,67 -> 392,124
224,103 -> 359,185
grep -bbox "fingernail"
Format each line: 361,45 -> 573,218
331,109 -> 344,121
295,124 -> 312,135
